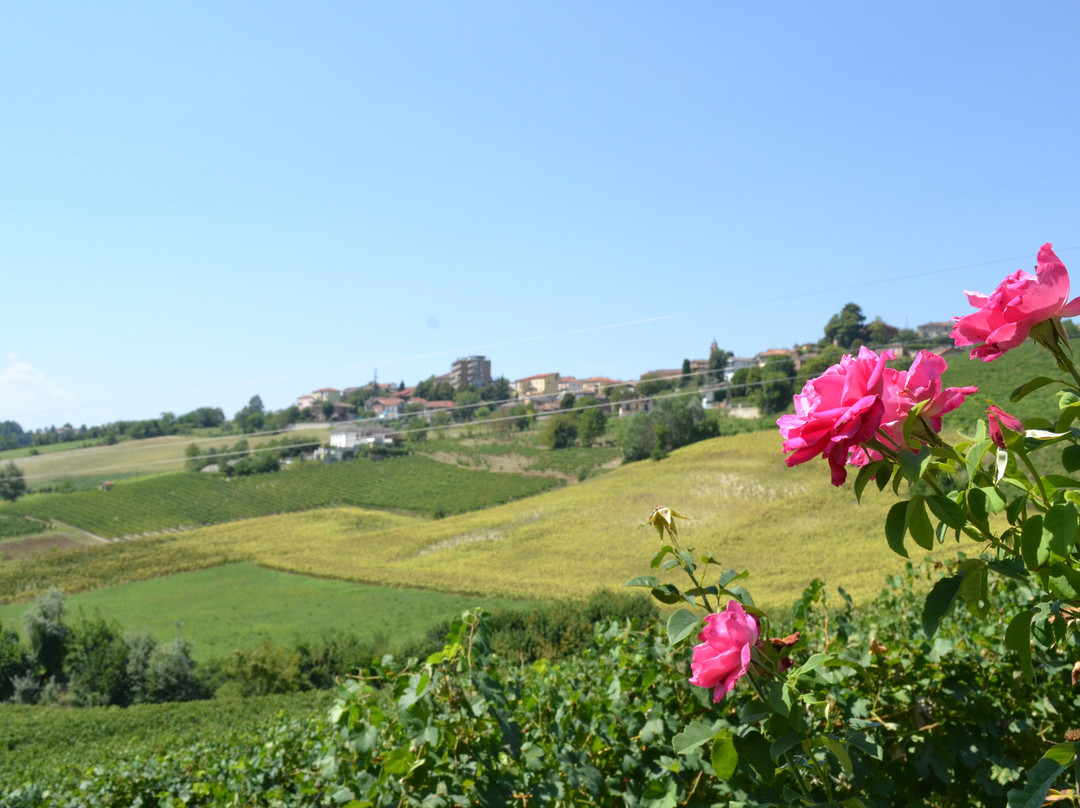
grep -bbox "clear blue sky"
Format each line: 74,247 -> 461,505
3,2 -> 1079,430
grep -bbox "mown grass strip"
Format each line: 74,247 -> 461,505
0,562 -> 541,661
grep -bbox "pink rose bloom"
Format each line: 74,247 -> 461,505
778,346 -> 891,486
867,350 -> 977,458
987,404 -> 1023,449
952,243 -> 1080,361
689,600 -> 760,703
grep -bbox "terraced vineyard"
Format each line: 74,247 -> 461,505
0,455 -> 562,538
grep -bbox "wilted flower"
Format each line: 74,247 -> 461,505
689,599 -> 759,703
640,506 -> 691,544
952,243 -> 1080,362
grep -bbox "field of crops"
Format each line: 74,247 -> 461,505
1,431 -> 955,613
0,690 -> 333,785
0,562 -> 541,660
0,514 -> 49,539
0,454 -> 563,538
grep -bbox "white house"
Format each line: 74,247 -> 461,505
329,427 -> 399,449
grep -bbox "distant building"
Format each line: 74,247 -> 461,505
917,321 -> 954,340
723,358 -> 755,382
449,356 -> 492,388
514,373 -> 560,398
558,376 -> 584,394
330,426 -> 399,449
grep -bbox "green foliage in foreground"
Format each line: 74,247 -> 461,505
0,690 -> 333,786
1,455 -> 562,538
3,561 -> 1075,807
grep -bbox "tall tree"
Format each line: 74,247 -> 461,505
708,346 -> 730,383
0,462 -> 26,502
823,303 -> 868,348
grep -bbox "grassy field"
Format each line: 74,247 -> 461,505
0,562 -> 541,661
0,454 -> 563,538
0,431 -> 955,614
4,427 -> 331,486
417,430 -> 622,476
0,690 -> 333,785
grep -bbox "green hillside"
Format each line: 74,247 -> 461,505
940,339 -> 1071,432
0,430 -> 944,613
0,454 -> 563,538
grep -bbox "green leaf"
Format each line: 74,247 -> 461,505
1047,563 -> 1080,601
957,559 -> 989,618
1006,754 -> 1068,808
732,731 -> 774,783
711,730 -> 738,780
966,488 -> 992,533
898,447 -> 932,483
989,556 -> 1028,578
625,575 -> 662,589
1022,514 -> 1050,569
1011,376 -> 1061,402
926,494 -> 966,531
853,460 -> 884,503
1063,445 -> 1080,473
906,496 -> 935,551
1057,403 -> 1080,433
666,609 -> 702,646
822,738 -> 854,775
965,439 -> 993,481
1043,742 -> 1079,766
672,720 -> 717,755
1005,610 -> 1035,683
885,501 -> 909,558
769,732 -> 802,761
1045,502 -> 1079,558
922,571 -> 963,638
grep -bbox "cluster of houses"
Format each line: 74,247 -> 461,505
299,324 -> 959,456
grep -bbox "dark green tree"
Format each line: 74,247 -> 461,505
576,406 -> 607,447
65,614 -> 132,706
680,359 -> 692,387
0,621 -> 31,702
560,392 -> 577,412
823,302 -> 868,348
452,390 -> 482,422
757,357 -> 796,416
0,462 -> 27,502
540,415 -> 578,449
23,587 -> 69,681
708,346 -> 730,383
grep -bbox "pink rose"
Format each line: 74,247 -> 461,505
689,600 -> 760,703
870,350 -> 977,457
952,243 -> 1080,362
778,347 -> 891,486
987,404 -> 1023,449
